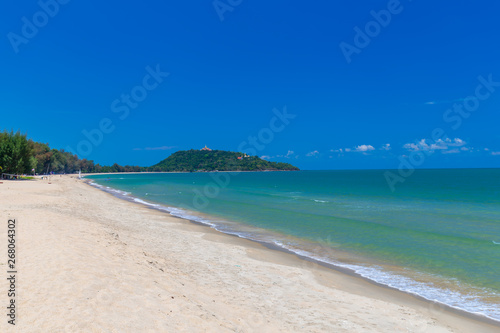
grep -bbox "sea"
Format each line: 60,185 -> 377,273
86,169 -> 500,322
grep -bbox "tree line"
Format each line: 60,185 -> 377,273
0,130 -> 142,175
0,131 -> 300,175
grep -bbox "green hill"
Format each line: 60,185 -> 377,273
149,149 -> 299,172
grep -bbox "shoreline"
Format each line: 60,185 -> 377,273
2,175 -> 499,332
85,176 -> 500,330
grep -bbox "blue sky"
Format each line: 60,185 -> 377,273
1,0 -> 499,170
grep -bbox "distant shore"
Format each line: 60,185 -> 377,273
81,169 -> 300,176
1,175 -> 499,332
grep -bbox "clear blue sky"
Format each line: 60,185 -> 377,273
1,0 -> 499,170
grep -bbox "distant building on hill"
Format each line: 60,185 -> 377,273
201,145 -> 212,151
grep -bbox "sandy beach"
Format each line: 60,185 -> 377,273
0,175 -> 498,332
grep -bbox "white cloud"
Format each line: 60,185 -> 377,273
277,150 -> 295,158
306,150 -> 319,157
330,144 -> 378,155
442,149 -> 460,154
492,151 -> 500,156
380,143 -> 391,151
403,138 -> 467,152
429,140 -> 448,150
261,155 -> 271,160
354,145 -> 375,152
445,138 -> 466,147
403,143 -> 420,151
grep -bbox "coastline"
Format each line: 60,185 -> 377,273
1,175 -> 498,332
88,174 -> 500,327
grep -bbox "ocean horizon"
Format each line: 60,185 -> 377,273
87,168 -> 500,322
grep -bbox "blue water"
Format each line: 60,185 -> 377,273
87,169 -> 500,321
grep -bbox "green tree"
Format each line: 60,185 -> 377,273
0,131 -> 33,174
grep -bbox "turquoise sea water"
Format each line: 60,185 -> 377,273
88,169 -> 500,321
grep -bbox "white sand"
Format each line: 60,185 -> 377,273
0,175 -> 498,332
